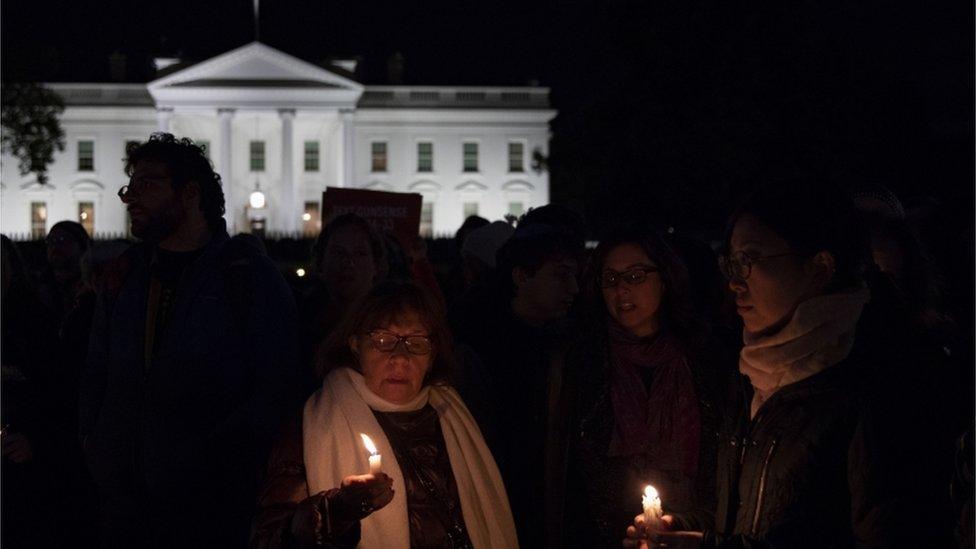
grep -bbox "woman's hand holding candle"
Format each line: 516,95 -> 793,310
626,505 -> 704,549
642,485 -> 664,532
290,474 -> 394,545
624,485 -> 674,548
338,473 -> 395,519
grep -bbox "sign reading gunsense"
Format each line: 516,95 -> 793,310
321,187 -> 423,249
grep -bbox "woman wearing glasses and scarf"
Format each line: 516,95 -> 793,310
625,181 -> 937,548
251,280 -> 517,549
562,225 -> 730,548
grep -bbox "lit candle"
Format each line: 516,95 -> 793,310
360,433 -> 382,474
642,485 -> 663,532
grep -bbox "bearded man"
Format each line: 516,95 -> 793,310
80,133 -> 301,548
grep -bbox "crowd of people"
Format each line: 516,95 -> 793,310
1,132 -> 972,548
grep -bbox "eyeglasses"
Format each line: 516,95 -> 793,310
599,266 -> 659,289
718,250 -> 794,280
118,177 -> 166,202
117,184 -> 143,202
364,330 -> 433,355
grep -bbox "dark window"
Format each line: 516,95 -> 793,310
463,142 -> 478,172
304,141 -> 320,171
250,141 -> 265,172
78,140 -> 94,171
417,142 -> 433,172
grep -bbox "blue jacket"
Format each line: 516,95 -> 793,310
80,231 -> 301,539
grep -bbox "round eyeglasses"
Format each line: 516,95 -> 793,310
118,177 -> 164,202
599,266 -> 659,289
364,330 -> 433,355
718,250 -> 794,280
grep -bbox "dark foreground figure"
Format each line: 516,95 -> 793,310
625,181 -> 958,548
80,134 -> 300,548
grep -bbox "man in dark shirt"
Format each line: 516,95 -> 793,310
451,205 -> 586,548
80,134 -> 301,548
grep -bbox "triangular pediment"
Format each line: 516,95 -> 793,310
150,42 -> 361,91
148,42 -> 363,109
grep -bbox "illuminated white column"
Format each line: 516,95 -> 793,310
279,108 -> 297,234
156,108 -> 173,133
218,108 -> 236,232
340,108 -> 355,188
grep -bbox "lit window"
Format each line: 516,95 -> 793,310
417,142 -> 433,172
508,201 -> 525,219
78,202 -> 95,236
463,202 -> 479,219
463,142 -> 478,172
304,141 -> 320,172
508,142 -> 524,172
420,202 -> 434,237
30,202 -> 47,240
303,201 -> 321,237
78,140 -> 94,171
371,142 -> 387,172
250,141 -> 265,172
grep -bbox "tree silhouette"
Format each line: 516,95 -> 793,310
1,83 -> 65,186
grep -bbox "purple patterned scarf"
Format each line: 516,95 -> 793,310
607,321 -> 701,476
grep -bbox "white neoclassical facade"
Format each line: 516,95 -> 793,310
0,42 -> 556,239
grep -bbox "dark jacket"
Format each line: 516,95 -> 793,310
566,331 -> 730,548
80,231 -> 301,547
451,285 -> 577,549
672,345 -> 920,548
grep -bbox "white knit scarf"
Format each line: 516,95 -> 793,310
303,367 -> 519,549
739,288 -> 871,418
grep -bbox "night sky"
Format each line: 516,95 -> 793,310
3,0 -> 974,238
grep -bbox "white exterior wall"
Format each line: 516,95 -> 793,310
353,109 -> 550,237
1,106 -> 156,239
0,44 -> 555,239
0,108 -> 550,238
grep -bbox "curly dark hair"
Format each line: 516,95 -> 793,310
124,133 -> 226,231
316,279 -> 455,384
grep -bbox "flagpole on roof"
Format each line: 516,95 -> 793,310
253,0 -> 260,41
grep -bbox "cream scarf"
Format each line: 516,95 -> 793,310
303,367 -> 519,549
739,288 -> 871,418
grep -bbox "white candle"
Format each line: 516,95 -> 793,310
642,485 -> 663,532
360,433 -> 382,474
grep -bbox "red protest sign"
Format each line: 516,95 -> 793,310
321,187 -> 422,248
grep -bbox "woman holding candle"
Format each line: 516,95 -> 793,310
564,225 -> 729,547
251,280 -> 517,549
625,181 -> 930,547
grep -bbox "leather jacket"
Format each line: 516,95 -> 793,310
672,351 -> 916,548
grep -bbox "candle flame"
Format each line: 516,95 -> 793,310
644,485 -> 659,500
360,433 -> 378,455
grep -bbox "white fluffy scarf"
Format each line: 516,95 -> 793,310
303,367 -> 519,548
739,288 -> 871,418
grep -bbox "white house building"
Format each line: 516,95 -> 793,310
0,42 -> 556,239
